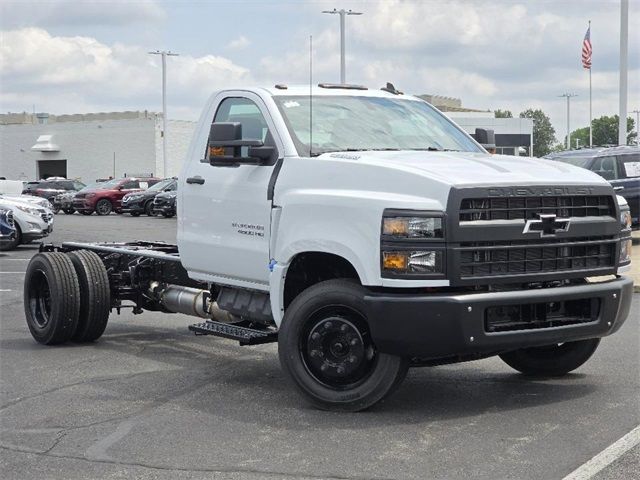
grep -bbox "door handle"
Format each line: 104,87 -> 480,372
613,186 -> 624,191
186,176 -> 205,185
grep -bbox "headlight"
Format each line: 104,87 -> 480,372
382,250 -> 444,275
382,214 -> 443,238
15,204 -> 41,216
620,209 -> 632,231
619,238 -> 632,265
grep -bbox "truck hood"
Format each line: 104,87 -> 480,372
321,150 -> 609,187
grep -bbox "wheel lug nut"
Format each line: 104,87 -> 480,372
324,322 -> 332,329
350,338 -> 358,346
337,366 -> 345,374
320,363 -> 328,371
349,355 -> 357,363
310,349 -> 320,358
340,324 -> 348,332
311,332 -> 320,340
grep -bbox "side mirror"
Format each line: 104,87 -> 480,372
208,122 -> 275,166
474,128 -> 496,151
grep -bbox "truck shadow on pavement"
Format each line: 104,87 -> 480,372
4,321 -> 599,426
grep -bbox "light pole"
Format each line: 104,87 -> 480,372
618,0 -> 629,146
559,93 -> 578,150
149,50 -> 179,177
633,109 -> 640,146
322,8 -> 363,84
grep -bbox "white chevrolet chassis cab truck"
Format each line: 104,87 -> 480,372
24,84 -> 634,411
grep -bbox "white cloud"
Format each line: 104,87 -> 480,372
226,35 -> 250,50
0,28 -> 251,117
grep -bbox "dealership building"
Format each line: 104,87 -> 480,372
0,111 -> 195,183
1,94 -> 533,183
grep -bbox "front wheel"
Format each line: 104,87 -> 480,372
144,201 -> 156,216
278,279 -> 408,412
499,338 -> 600,376
63,208 -> 75,215
0,224 -> 21,251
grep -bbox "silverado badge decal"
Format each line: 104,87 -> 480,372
523,214 -> 570,237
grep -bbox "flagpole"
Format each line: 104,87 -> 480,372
589,20 -> 593,147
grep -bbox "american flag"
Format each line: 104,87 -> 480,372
582,26 -> 592,69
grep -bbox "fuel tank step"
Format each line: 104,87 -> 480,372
188,320 -> 278,346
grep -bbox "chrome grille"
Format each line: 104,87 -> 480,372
460,195 -> 615,222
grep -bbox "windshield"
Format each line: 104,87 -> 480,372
148,178 -> 173,192
95,179 -> 121,189
274,95 -> 483,156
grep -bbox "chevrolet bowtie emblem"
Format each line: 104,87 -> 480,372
523,213 -> 570,237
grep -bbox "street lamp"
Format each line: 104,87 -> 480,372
559,93 -> 578,150
322,8 -> 363,84
149,50 -> 179,177
632,109 -> 640,146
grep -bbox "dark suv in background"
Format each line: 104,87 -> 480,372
545,146 -> 640,228
121,177 -> 177,216
23,179 -> 86,205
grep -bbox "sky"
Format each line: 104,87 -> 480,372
1,0 -> 638,143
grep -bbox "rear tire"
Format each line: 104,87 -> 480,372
67,250 -> 111,342
278,279 -> 408,412
130,211 -> 141,217
499,339 -> 600,376
95,199 -> 112,216
63,208 -> 75,215
162,212 -> 174,218
80,210 -> 93,216
24,252 -> 80,345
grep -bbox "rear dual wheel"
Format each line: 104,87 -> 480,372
278,279 -> 408,412
24,251 -> 110,345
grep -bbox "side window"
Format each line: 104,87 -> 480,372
619,154 -> 640,178
121,180 -> 138,189
208,97 -> 273,160
591,156 -> 619,181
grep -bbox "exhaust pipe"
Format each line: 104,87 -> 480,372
150,282 -> 237,322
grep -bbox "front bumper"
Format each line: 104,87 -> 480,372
120,200 -> 145,214
73,199 -> 95,212
364,276 -> 633,359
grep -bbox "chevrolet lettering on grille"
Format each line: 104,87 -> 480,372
523,213 -> 570,237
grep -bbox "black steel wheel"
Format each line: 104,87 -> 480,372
24,252 -> 80,345
279,279 -> 408,411
95,199 -> 112,216
67,250 -> 111,342
499,339 -> 601,376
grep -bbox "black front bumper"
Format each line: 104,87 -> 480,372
364,276 -> 633,359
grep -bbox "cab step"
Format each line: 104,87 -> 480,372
188,320 -> 278,345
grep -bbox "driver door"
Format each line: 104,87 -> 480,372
179,92 -> 282,290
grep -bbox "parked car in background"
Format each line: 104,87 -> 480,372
0,197 -> 53,249
545,146 -> 640,228
73,177 -> 160,215
152,189 -> 177,218
23,179 -> 86,207
21,181 -> 42,195
0,208 -> 16,251
52,191 -> 77,214
121,177 -> 177,216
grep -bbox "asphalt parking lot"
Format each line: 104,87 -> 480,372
1,214 -> 638,480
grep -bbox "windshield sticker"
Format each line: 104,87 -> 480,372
283,101 -> 300,108
139,182 -> 148,189
623,162 -> 640,178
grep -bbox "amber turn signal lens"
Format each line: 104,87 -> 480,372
382,252 -> 408,270
209,146 -> 225,156
382,218 -> 409,236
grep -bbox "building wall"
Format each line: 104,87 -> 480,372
0,115 -> 196,182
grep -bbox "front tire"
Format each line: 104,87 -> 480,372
278,279 -> 408,412
144,201 -> 156,216
499,339 -> 600,376
0,224 -> 21,251
63,208 -> 75,215
24,252 -> 81,345
95,199 -> 112,216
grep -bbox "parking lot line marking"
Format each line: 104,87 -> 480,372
562,425 -> 640,480
0,258 -> 30,261
0,289 -> 12,292
0,272 -> 26,274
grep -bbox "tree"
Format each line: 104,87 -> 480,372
567,115 -> 637,147
494,109 -> 513,118
519,108 -> 556,157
